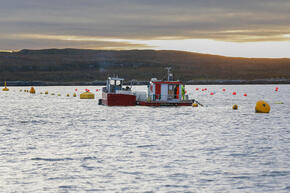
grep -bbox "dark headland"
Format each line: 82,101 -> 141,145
1,49 -> 290,86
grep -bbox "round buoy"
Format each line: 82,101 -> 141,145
195,88 -> 199,91
192,103 -> 198,107
275,87 -> 279,91
57,94 -> 61,96
40,92 -> 43,94
244,93 -> 247,96
222,88 -> 226,92
30,87 -> 36,94
20,89 -> 22,92
232,92 -> 237,95
67,94 -> 70,97
210,92 -> 214,95
232,104 -> 238,110
51,93 -> 55,95
73,93 -> 77,97
255,100 -> 270,113
45,91 -> 48,94
80,91 -> 95,99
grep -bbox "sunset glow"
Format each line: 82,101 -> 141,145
1,0 -> 290,58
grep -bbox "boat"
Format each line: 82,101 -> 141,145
100,77 -> 136,106
135,68 -> 194,106
100,68 -> 196,107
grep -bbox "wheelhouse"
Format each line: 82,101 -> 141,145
148,79 -> 183,101
105,77 -> 125,93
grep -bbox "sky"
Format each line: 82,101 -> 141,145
0,0 -> 290,58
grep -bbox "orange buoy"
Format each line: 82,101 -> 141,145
232,92 -> 237,95
232,104 -> 238,110
255,100 -> 270,113
244,93 -> 247,96
30,87 -> 36,94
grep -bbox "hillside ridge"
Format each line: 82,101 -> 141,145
1,49 -> 290,83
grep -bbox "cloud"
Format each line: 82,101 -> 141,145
0,33 -> 152,50
0,0 -> 290,50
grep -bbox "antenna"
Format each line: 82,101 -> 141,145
165,67 -> 171,81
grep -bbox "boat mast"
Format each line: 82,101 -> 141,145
165,67 -> 172,81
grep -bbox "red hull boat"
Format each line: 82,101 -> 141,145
100,77 -> 136,106
102,92 -> 136,106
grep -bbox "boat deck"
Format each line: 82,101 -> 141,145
136,100 -> 194,106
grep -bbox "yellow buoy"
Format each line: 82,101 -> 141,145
232,104 -> 238,110
58,94 -> 61,96
255,100 -> 270,113
2,81 -> 9,91
66,94 -> 70,97
192,103 -> 198,107
51,93 -> 55,95
30,87 -> 36,94
20,89 -> 22,92
45,91 -> 48,94
73,93 -> 77,97
80,91 -> 95,99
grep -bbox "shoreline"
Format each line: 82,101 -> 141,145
2,79 -> 290,86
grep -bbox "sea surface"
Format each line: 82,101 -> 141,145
0,85 -> 289,192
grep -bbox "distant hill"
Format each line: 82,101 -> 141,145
0,49 -> 290,84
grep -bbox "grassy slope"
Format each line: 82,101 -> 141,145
0,49 -> 289,82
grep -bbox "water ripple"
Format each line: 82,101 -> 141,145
0,85 -> 289,192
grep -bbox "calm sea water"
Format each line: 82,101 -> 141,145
0,85 -> 289,192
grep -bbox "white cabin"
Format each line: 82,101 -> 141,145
148,78 -> 185,102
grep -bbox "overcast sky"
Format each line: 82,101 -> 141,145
1,0 -> 290,57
